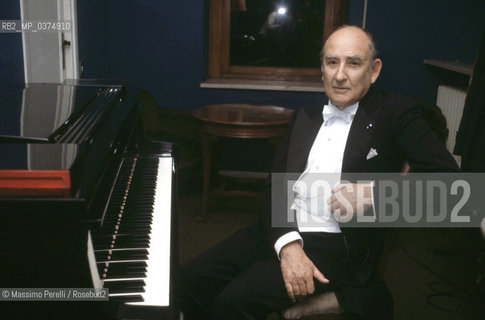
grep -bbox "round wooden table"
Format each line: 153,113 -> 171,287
192,104 -> 293,220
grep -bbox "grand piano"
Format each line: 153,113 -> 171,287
0,81 -> 177,319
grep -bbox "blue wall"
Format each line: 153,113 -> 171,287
106,0 -> 324,110
76,0 -> 112,79
76,0 -> 485,110
0,0 -> 24,84
364,0 -> 485,99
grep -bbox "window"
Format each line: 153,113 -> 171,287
208,0 -> 347,83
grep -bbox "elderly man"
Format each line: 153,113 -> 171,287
175,25 -> 458,319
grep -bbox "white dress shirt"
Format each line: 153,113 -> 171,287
274,101 -> 359,258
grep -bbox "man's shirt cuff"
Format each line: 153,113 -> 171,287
274,231 -> 303,260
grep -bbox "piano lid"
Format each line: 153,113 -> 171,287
0,80 -> 139,202
0,82 -> 123,143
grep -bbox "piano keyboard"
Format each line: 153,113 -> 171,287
90,155 -> 174,307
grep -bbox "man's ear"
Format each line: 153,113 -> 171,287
370,58 -> 382,84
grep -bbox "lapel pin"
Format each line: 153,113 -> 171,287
366,148 -> 378,160
365,123 -> 373,131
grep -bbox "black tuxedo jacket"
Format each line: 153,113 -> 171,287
256,88 -> 460,317
257,88 -> 459,317
259,87 -> 459,267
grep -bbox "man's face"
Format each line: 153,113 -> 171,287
321,27 -> 382,109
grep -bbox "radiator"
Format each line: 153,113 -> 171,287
436,85 -> 467,166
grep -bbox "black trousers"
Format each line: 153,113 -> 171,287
174,223 -> 392,320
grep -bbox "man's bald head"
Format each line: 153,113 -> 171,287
321,25 -> 378,63
320,25 -> 382,109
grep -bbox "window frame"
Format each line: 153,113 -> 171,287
208,0 -> 347,82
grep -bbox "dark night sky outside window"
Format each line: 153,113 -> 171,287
230,0 -> 325,68
207,0 -> 345,83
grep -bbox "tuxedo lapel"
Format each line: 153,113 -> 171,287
342,89 -> 382,172
286,106 -> 323,172
285,89 -> 382,173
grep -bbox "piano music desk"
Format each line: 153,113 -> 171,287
192,104 -> 293,220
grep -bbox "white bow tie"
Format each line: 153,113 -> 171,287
322,105 -> 354,124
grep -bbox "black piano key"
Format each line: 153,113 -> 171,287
102,220 -> 150,230
110,249 -> 149,260
103,222 -> 152,231
99,261 -> 147,269
105,279 -> 146,290
104,280 -> 146,294
105,270 -> 147,279
101,230 -> 153,238
94,248 -> 150,262
121,211 -> 154,217
95,242 -> 151,252
125,202 -> 155,208
107,206 -> 154,213
92,233 -> 150,244
94,232 -> 151,239
95,249 -> 149,262
116,219 -> 152,226
121,209 -> 154,216
113,239 -> 150,249
94,234 -> 151,242
103,262 -> 147,278
99,219 -> 152,232
117,225 -> 152,233
126,194 -> 156,199
115,218 -> 153,225
95,251 -> 113,262
114,231 -> 151,238
118,217 -> 153,223
104,216 -> 153,224
109,295 -> 144,303
118,221 -> 153,228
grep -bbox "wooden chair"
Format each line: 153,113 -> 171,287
278,291 -> 347,319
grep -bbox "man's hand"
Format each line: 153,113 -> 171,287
327,183 -> 373,221
280,241 -> 329,302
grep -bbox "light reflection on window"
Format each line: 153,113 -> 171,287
230,0 -> 325,68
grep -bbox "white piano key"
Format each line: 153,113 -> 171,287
93,156 -> 174,306
125,156 -> 173,306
